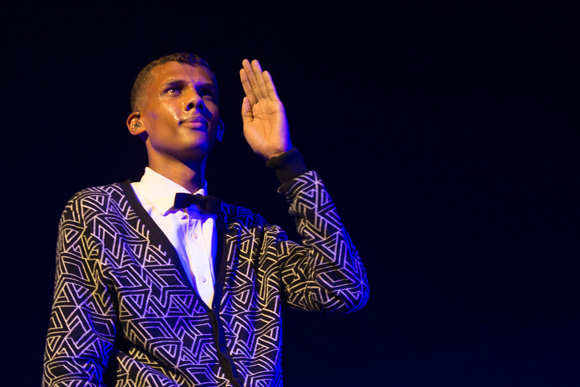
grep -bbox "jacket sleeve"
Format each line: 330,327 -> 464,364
276,170 -> 370,314
43,192 -> 118,387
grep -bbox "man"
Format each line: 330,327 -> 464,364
43,53 -> 369,387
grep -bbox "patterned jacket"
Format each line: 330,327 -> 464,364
42,170 -> 369,387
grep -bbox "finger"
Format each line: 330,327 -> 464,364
241,97 -> 253,123
250,60 -> 270,102
240,67 -> 258,105
263,71 -> 281,102
242,59 -> 264,101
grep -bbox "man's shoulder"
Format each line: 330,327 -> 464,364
222,200 -> 263,223
60,181 -> 135,223
221,201 -> 281,234
67,181 -> 130,203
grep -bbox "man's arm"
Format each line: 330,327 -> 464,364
271,153 -> 369,313
43,193 -> 117,387
240,61 -> 369,313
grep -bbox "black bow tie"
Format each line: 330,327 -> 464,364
174,193 -> 217,212
173,193 -> 226,232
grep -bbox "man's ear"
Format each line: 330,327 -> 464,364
127,111 -> 146,136
217,119 -> 225,142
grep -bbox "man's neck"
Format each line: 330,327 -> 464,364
147,157 -> 206,194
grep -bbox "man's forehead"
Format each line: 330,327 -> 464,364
149,61 -> 215,86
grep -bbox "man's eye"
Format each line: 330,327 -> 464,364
200,90 -> 214,98
165,87 -> 181,94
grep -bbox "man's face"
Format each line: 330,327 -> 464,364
139,61 -> 221,165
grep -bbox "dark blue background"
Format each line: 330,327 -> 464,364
4,1 -> 579,385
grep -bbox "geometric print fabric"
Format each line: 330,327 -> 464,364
43,170 -> 369,387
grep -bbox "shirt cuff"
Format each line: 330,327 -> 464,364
265,147 -> 308,186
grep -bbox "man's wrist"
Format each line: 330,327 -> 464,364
265,147 -> 307,185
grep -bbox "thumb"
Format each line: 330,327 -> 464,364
241,97 -> 253,121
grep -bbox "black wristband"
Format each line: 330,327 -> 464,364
265,147 -> 307,185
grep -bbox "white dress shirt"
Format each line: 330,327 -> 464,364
131,167 -> 217,307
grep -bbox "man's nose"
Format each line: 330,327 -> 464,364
184,91 -> 204,112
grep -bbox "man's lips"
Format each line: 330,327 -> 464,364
179,117 -> 208,129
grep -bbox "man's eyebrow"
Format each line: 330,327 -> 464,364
195,82 -> 217,90
160,79 -> 188,88
160,79 -> 216,89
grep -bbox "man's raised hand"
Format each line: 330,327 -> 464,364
240,59 -> 292,160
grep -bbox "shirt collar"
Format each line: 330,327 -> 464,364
137,167 -> 207,216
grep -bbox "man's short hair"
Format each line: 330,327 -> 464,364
130,52 -> 217,112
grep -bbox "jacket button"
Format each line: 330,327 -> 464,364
219,343 -> 227,351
